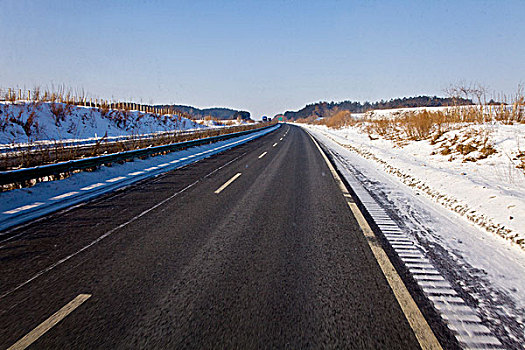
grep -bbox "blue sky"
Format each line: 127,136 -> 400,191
1,0 -> 524,118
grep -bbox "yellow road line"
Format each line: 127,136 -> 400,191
8,294 -> 91,350
214,173 -> 242,194
308,132 -> 442,350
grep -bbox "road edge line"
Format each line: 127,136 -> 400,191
307,131 -> 442,350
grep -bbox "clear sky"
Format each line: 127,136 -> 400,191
1,0 -> 524,119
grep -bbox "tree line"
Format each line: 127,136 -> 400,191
280,96 -> 472,120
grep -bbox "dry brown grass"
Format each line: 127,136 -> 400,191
0,86 -> 191,119
360,97 -> 523,147
304,86 -> 524,138
516,152 -> 525,170
0,122 -> 271,176
297,85 -> 524,170
295,115 -> 317,124
204,115 -> 227,126
313,110 -> 357,129
302,103 -> 517,164
49,102 -> 74,126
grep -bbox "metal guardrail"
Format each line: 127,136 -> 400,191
0,126 -> 238,155
0,124 -> 275,186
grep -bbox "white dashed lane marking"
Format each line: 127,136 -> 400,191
80,183 -> 104,190
214,173 -> 242,194
106,176 -> 126,183
7,294 -> 91,350
50,192 -> 78,200
3,202 -> 44,215
0,126 -> 280,221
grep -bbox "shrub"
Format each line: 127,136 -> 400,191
49,102 -> 73,126
318,110 -> 355,129
22,109 -> 38,139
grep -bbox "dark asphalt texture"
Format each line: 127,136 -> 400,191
0,125 -> 424,349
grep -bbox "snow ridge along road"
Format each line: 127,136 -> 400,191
0,125 -> 280,234
307,132 -> 442,350
302,125 -> 525,250
305,125 -> 525,349
311,135 -> 503,349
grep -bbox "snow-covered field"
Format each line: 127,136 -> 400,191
303,121 -> 525,348
0,101 -> 206,145
305,120 -> 525,249
350,105 -> 456,119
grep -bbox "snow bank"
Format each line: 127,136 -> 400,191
351,106 -> 453,120
306,125 -> 525,346
0,101 -> 206,145
303,122 -> 525,249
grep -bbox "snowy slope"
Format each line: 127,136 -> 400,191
350,106 -> 453,119
0,101 -> 206,145
303,123 -> 525,249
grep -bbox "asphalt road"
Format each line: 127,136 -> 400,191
0,125 -> 424,349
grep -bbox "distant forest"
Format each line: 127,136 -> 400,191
278,96 -> 472,120
155,104 -> 251,121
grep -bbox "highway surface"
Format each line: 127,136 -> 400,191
0,125 -> 452,349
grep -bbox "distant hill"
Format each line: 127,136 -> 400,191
277,96 -> 472,120
156,104 -> 251,121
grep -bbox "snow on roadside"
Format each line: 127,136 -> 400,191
0,125 -> 279,232
195,118 -> 249,128
304,124 -> 525,347
0,101 -> 206,145
350,106 -> 453,119
303,123 -> 525,250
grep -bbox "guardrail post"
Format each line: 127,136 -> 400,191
0,124 -> 275,187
